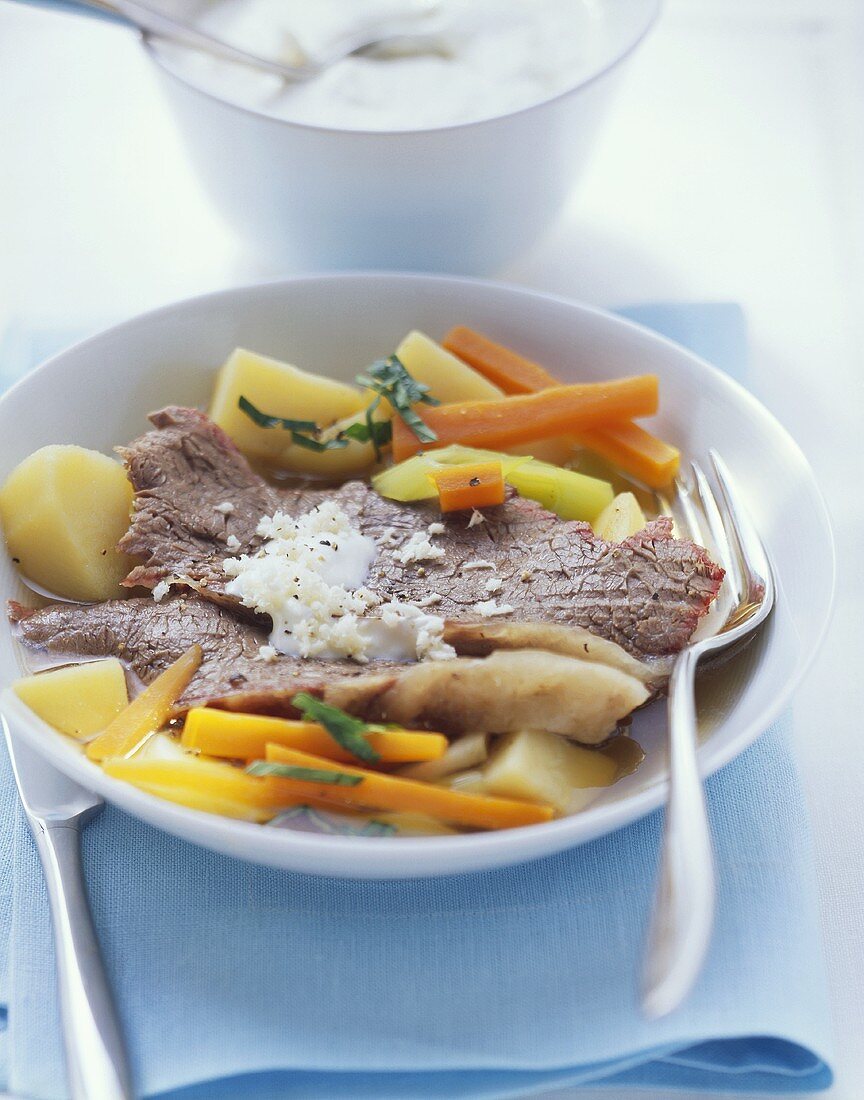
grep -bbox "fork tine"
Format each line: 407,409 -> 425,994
672,474 -> 704,545
691,460 -> 746,605
709,450 -> 774,605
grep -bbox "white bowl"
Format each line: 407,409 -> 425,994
143,1 -> 659,273
0,273 -> 834,878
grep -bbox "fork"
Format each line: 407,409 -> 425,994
3,722 -> 134,1099
641,450 -> 775,1018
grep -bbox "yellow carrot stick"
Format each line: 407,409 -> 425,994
102,756 -> 309,822
86,645 -> 202,762
181,708 -> 448,765
259,744 -> 554,830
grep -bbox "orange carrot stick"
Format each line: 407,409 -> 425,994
443,326 -> 559,394
429,461 -> 506,512
261,744 -> 554,830
441,327 -> 680,488
572,422 -> 680,490
391,376 -> 659,462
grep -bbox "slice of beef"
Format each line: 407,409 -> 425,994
117,407 -> 328,609
340,491 -> 722,659
9,597 -> 649,741
10,595 -> 264,680
118,408 -> 724,659
9,596 -> 401,717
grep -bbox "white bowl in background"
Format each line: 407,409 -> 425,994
143,1 -> 660,273
0,273 -> 834,877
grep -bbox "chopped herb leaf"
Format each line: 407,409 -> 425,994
291,692 -> 382,764
238,396 -> 318,433
239,355 -> 437,454
247,761 -> 363,786
355,355 -> 439,445
272,806 -> 396,837
341,399 -> 393,460
288,431 -> 349,453
363,820 -> 399,837
238,395 -> 350,452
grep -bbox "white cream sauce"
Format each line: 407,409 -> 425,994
162,0 -> 612,131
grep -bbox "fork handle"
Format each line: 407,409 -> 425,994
32,821 -> 135,1100
641,647 -> 716,1018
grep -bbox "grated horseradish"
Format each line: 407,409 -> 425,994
224,501 -> 454,662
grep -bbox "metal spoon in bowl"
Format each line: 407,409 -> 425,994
18,0 -> 453,80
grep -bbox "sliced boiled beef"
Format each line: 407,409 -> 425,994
9,596 -> 649,741
116,407 -> 724,659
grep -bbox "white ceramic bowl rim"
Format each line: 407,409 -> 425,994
143,0 -> 661,138
0,271 -> 836,877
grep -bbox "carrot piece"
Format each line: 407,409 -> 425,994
429,461 -> 506,512
87,645 -> 202,762
260,744 -> 554,830
391,376 -> 658,462
102,756 -> 313,822
441,328 -> 680,487
443,326 -> 559,394
181,708 -> 448,764
571,421 -> 680,489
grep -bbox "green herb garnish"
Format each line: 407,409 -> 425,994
237,354 -> 437,458
237,396 -> 319,434
238,394 -> 392,457
361,820 -> 399,837
273,805 -> 396,837
342,413 -> 393,460
291,692 -> 382,764
247,761 -> 363,786
356,355 -> 439,445
238,396 -> 350,453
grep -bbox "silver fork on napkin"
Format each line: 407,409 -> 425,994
3,724 -> 134,1100
641,451 -> 775,1018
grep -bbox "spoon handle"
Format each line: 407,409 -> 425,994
11,0 -> 127,26
12,0 -> 317,78
641,645 -> 716,1018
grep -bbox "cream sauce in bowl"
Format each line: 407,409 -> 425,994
159,0 -> 617,131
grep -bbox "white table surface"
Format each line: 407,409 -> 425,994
0,0 -> 862,1098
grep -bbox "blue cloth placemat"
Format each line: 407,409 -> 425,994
0,304 -> 833,1099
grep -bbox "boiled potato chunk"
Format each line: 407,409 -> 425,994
594,491 -> 647,541
395,331 -> 504,403
483,729 -> 617,814
0,445 -> 135,600
13,659 -> 129,739
209,347 -> 366,465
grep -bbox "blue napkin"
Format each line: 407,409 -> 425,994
0,305 -> 834,1099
